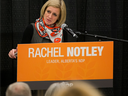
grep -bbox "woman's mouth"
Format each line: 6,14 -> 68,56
46,19 -> 51,22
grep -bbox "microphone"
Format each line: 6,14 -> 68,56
61,23 -> 78,38
14,52 -> 17,57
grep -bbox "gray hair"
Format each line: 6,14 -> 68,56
6,82 -> 32,96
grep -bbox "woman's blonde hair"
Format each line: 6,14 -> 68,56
40,0 -> 66,27
45,82 -> 70,96
56,81 -> 104,96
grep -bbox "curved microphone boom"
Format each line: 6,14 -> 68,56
61,23 -> 78,38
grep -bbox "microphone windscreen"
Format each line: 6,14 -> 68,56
61,23 -> 68,29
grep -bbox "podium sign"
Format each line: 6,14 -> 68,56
17,41 -> 113,89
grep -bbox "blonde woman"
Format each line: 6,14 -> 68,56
8,0 -> 66,59
53,81 -> 104,96
45,82 -> 71,96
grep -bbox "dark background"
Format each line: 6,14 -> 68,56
0,0 -> 128,96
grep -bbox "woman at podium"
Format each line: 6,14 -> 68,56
8,0 -> 66,59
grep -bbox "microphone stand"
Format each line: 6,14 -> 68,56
76,31 -> 128,43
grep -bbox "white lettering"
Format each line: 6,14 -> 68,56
59,47 -> 64,57
80,47 -> 86,56
92,47 -> 97,56
28,48 -> 34,58
66,46 -> 104,57
47,48 -> 53,57
67,47 -> 73,57
35,48 -> 41,57
54,47 -> 59,57
74,47 -> 80,57
41,48 -> 47,57
86,47 -> 92,56
98,46 -> 104,56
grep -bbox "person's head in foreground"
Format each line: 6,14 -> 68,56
45,81 -> 104,96
45,82 -> 70,96
6,82 -> 32,96
63,81 -> 104,96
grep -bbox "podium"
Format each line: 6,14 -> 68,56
17,41 -> 113,90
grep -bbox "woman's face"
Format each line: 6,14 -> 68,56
43,6 -> 60,25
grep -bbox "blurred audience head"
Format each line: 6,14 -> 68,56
46,81 -> 104,96
65,81 -> 104,96
6,82 -> 32,96
45,82 -> 71,96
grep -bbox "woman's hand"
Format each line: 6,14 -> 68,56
8,49 -> 17,59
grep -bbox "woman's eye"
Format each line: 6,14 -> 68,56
47,10 -> 51,13
53,13 -> 57,16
